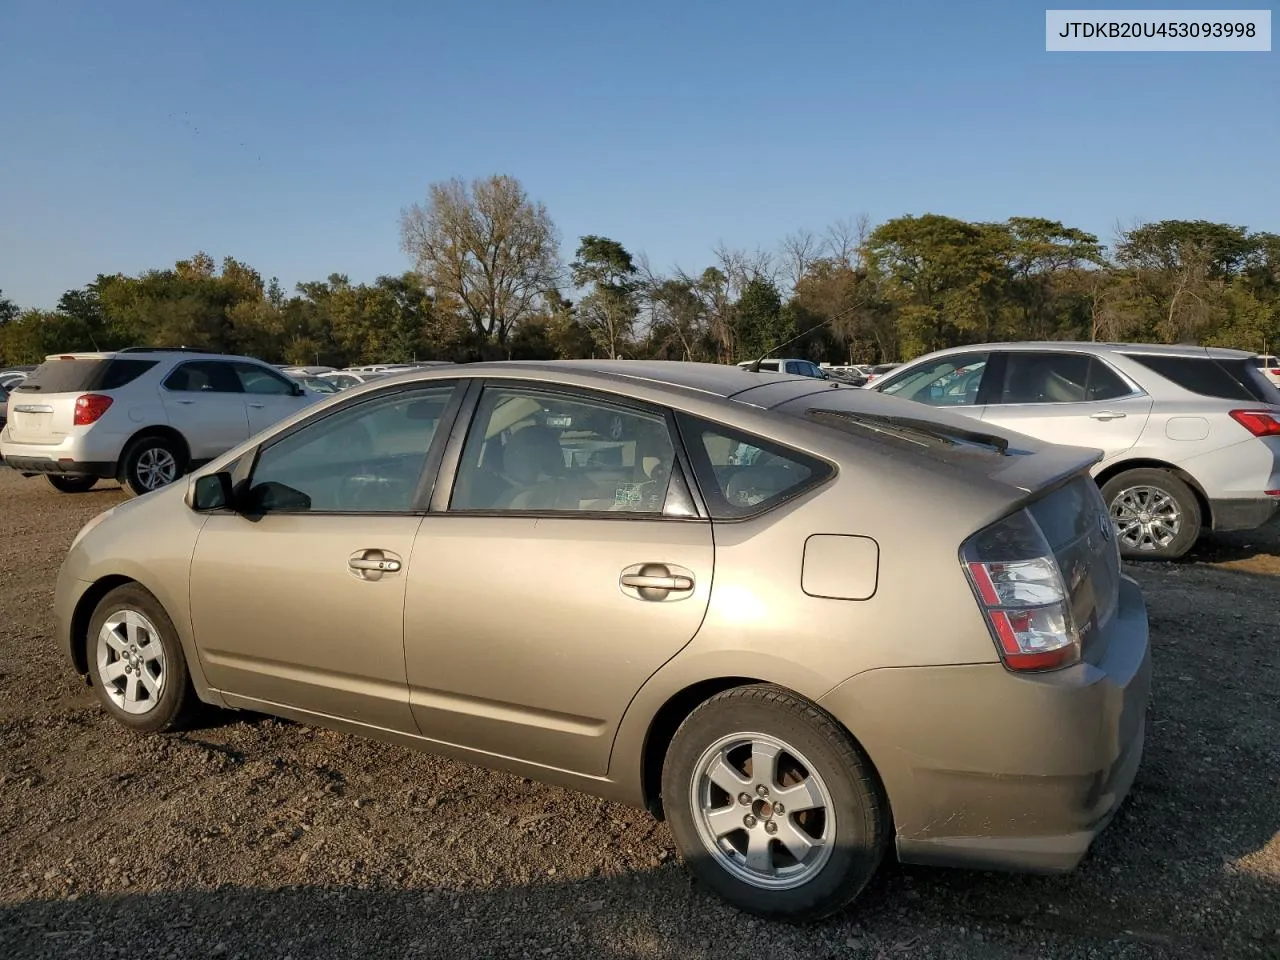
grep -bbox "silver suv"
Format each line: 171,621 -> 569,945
1,348 -> 321,495
871,342 -> 1280,559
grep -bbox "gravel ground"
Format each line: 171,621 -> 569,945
0,469 -> 1276,960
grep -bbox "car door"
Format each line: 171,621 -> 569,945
188,382 -> 463,731
873,351 -> 994,422
159,360 -> 251,460
978,351 -> 1152,465
403,380 -> 713,776
233,361 -> 312,435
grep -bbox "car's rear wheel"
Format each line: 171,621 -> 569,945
120,435 -> 185,497
86,584 -> 195,733
45,475 -> 98,493
1101,468 -> 1201,560
661,684 -> 887,920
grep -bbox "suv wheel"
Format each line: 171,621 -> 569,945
1101,468 -> 1202,560
46,475 -> 98,493
86,584 -> 196,733
661,684 -> 887,920
120,436 -> 184,497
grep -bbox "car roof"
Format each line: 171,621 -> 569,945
915,341 -> 1255,360
378,359 -> 824,406
41,350 -> 268,363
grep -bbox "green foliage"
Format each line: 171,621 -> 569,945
572,235 -> 639,358
0,289 -> 19,326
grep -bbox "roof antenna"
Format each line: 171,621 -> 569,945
745,297 -> 871,373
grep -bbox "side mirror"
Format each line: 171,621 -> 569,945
291,382 -> 306,397
191,472 -> 235,511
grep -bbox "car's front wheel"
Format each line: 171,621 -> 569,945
45,475 -> 99,493
86,584 -> 196,733
1101,468 -> 1202,560
120,435 -> 185,497
662,684 -> 887,920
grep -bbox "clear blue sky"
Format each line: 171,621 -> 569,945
1,0 -> 1275,309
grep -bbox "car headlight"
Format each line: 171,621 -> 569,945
69,507 -> 115,552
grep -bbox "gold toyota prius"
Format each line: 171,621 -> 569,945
55,360 -> 1151,919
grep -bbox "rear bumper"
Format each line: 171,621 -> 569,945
1,455 -> 117,478
1209,496 -> 1279,532
819,575 -> 1151,874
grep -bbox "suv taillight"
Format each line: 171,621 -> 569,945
1229,409 -> 1280,438
74,394 -> 113,425
962,509 -> 1080,672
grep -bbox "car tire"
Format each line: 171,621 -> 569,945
661,684 -> 887,920
45,475 -> 99,493
86,584 -> 196,734
1101,468 -> 1202,560
119,435 -> 186,497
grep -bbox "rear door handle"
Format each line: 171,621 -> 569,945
348,550 -> 402,581
175,399 -> 195,405
619,563 -> 696,601
1090,411 -> 1126,421
248,402 -> 265,409
620,573 -> 693,591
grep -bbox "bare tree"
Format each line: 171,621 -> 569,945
399,175 -> 561,353
823,215 -> 870,267
779,229 -> 820,292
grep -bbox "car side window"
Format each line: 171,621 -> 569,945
235,362 -> 297,395
162,361 -> 241,393
677,414 -> 831,519
999,352 -> 1090,404
243,386 -> 455,514
1085,358 -> 1133,401
449,386 -> 685,515
878,353 -> 990,406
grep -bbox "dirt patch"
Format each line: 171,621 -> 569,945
0,470 -> 1276,959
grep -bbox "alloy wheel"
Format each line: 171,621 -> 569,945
689,732 -> 835,890
1110,484 -> 1181,552
96,610 -> 167,715
135,447 -> 178,491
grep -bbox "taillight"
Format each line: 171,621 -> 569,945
1229,409 -> 1280,437
962,510 -> 1080,672
74,394 -> 113,425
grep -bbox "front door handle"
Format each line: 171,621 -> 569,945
248,402 -> 266,409
175,399 -> 195,405
619,563 -> 696,602
348,549 -> 402,581
1090,411 -> 1126,421
620,573 -> 693,591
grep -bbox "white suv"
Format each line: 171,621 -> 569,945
870,342 -> 1280,559
0,348 -> 323,496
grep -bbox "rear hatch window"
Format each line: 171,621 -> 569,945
16,357 -> 158,393
1124,354 -> 1280,403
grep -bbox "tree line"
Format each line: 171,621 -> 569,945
2,174 -> 1277,369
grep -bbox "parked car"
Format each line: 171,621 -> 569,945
736,358 -> 829,379
870,342 -> 1280,558
861,363 -> 901,384
0,366 -> 35,390
280,365 -> 336,377
57,359 -> 1150,919
292,375 -> 341,394
1253,354 -> 1280,389
322,370 -> 392,390
0,383 -> 8,434
0,348 -> 324,496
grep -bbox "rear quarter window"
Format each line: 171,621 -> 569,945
676,413 -> 832,519
16,358 -> 157,393
1124,355 -> 1275,402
